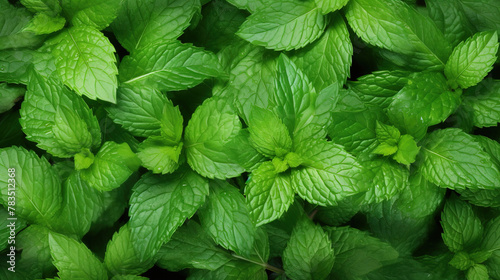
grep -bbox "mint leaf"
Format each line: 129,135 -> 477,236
198,180 -> 256,257
0,50 -> 33,84
458,0 -> 500,34
248,106 -> 292,158
0,83 -> 25,113
0,146 -> 62,225
441,196 -> 483,253
157,221 -> 232,271
245,161 -> 294,226
22,13 -> 65,35
283,219 -> 334,280
373,121 -> 400,156
345,0 -> 451,70
104,224 -> 155,276
48,232 -> 108,280
79,141 -> 140,191
418,128 -> 500,189
1,207 -> 27,251
0,2 -> 44,50
112,0 -> 200,52
393,134 -> 420,165
315,0 -> 349,14
361,158 -> 409,203
427,0 -> 474,47
466,264 -> 489,280
291,13 -> 352,91
445,31 -> 499,89
396,171 -> 445,218
137,138 -> 183,175
387,72 -> 461,139
20,0 -> 62,16
119,41 -> 223,92
324,226 -> 399,279
189,260 -> 267,280
17,225 -> 53,277
128,169 -> 208,261
61,0 -> 121,30
185,97 -> 245,179
292,139 -> 363,206
462,79 -> 500,128
20,71 -> 101,158
236,0 -> 326,51
50,26 -> 118,103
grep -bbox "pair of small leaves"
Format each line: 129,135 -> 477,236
373,121 -> 420,165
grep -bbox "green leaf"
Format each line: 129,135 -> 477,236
315,0 -> 349,14
292,139 -> 364,206
0,83 -> 25,113
426,0 -> 474,47
50,172 -> 103,238
393,134 -> 420,165
112,0 -> 200,52
48,232 -> 108,280
188,260 -> 267,280
157,221 -> 232,271
445,31 -> 499,89
61,0 -> 121,30
225,0 -> 265,13
418,128 -> 500,189
17,224 -> 54,277
111,276 -> 149,280
0,50 -> 34,85
104,224 -> 155,276
184,98 -> 244,179
79,141 -> 140,191
248,106 -> 292,158
137,138 -> 183,175
236,0 -> 326,51
0,146 -> 62,225
0,2 -> 44,50
50,26 -> 118,103
387,72 -> 461,139
20,0 -> 62,16
481,216 -> 500,252
466,264 -> 489,280
345,0 -> 451,70
441,196 -> 483,253
361,157 -> 409,203
129,169 -> 208,261
198,180 -> 256,256
324,226 -> 399,279
283,219 -> 334,280
119,41 -> 223,92
373,121 -> 400,156
106,86 -> 182,138
462,79 -> 500,128
291,13 -> 352,91
0,207 -> 27,251
245,161 -> 294,226
22,13 -> 65,35
20,71 -> 101,157
458,0 -> 500,34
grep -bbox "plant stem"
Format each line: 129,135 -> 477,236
232,254 -> 285,274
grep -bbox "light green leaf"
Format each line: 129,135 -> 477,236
198,180 -> 256,257
20,0 -> 61,16
315,0 -> 349,14
387,72 -> 461,139
50,172 -> 103,238
373,121 -> 400,156
20,71 -> 101,157
292,139 -> 364,206
185,98 -> 244,179
48,232 -> 107,280
345,0 -> 451,70
283,219 -> 334,280
61,0 -> 122,30
119,41 -> 223,92
245,161 -> 294,226
291,13 -> 352,91
324,226 -> 399,279
137,138 -> 182,175
129,169 -> 208,261
17,225 -> 54,277
79,141 -> 140,191
0,207 -> 27,251
104,224 -> 155,276
225,0 -> 265,12
50,26 -> 118,103
106,86 -> 182,138
111,0 -> 200,52
393,134 -> 420,165
462,78 -> 500,128
441,196 -> 483,253
157,221 -> 232,271
445,31 -> 499,89
466,264 -> 489,280
248,106 -> 292,158
236,0 -> 326,51
361,157 -> 409,203
418,128 -> 500,189
22,13 -> 65,35
0,146 -> 61,225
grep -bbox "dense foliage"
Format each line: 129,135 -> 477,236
1,0 -> 500,279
